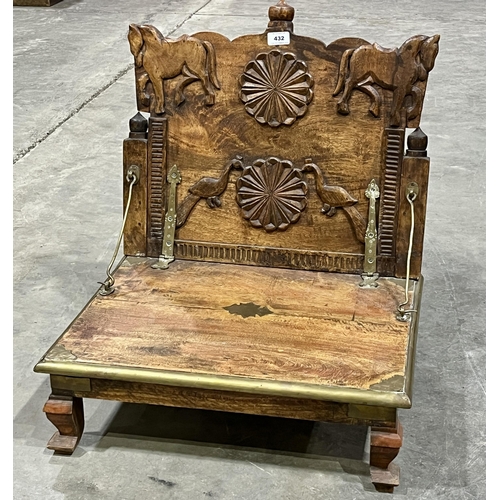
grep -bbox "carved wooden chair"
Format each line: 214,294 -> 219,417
34,1 -> 439,493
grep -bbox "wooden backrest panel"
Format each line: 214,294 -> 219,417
123,2 -> 439,278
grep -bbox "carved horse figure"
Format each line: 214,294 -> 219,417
333,34 -> 440,126
128,24 -> 221,114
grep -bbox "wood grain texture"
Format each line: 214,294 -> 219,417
239,49 -> 314,127
166,33 -> 378,264
128,25 -> 220,114
395,140 -> 430,278
176,156 -> 244,227
236,157 -> 308,232
123,137 -> 148,256
43,394 -> 84,454
35,6 -> 436,475
370,419 -> 403,492
333,35 -> 440,127
267,0 -> 295,32
44,259 -> 414,391
135,33 -> 382,266
68,378 -> 396,427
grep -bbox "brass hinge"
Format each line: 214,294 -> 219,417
359,179 -> 380,288
152,165 -> 182,270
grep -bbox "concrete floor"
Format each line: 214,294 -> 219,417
13,0 -> 485,498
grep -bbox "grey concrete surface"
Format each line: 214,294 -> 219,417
13,0 -> 486,498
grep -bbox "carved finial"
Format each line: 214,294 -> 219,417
129,112 -> 148,138
406,127 -> 428,157
269,0 -> 295,21
268,0 -> 294,32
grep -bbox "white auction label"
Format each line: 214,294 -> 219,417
267,31 -> 290,46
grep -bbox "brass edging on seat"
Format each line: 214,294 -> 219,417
33,259 -> 419,409
34,360 -> 412,408
32,256 -> 129,369
401,275 -> 424,408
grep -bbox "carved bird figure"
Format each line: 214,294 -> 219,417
176,156 -> 244,227
302,159 -> 366,242
302,160 -> 357,214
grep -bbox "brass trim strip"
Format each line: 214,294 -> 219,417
33,260 -> 421,410
34,359 -> 412,408
51,375 -> 92,392
31,256 -> 128,367
401,275 -> 423,407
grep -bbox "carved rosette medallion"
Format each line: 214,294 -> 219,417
239,50 -> 314,127
236,157 -> 308,232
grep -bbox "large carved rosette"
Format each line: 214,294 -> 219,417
236,158 -> 308,232
239,50 -> 314,127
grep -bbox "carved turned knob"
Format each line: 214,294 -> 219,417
269,0 -> 295,22
129,112 -> 148,138
129,112 -> 147,133
406,127 -> 428,157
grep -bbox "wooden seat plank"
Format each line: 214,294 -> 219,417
39,259 -> 415,393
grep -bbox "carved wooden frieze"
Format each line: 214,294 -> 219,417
128,24 -> 220,114
239,50 -> 314,127
176,155 -> 367,240
174,240 -> 367,273
236,157 -> 308,232
333,34 -> 440,126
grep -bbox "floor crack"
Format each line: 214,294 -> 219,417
13,0 -> 215,165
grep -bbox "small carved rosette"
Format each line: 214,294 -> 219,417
236,158 -> 308,232
239,50 -> 314,127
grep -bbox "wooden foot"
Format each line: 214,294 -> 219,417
43,394 -> 84,454
370,419 -> 403,493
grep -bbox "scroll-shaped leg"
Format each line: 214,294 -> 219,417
370,419 -> 403,493
43,394 -> 84,454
